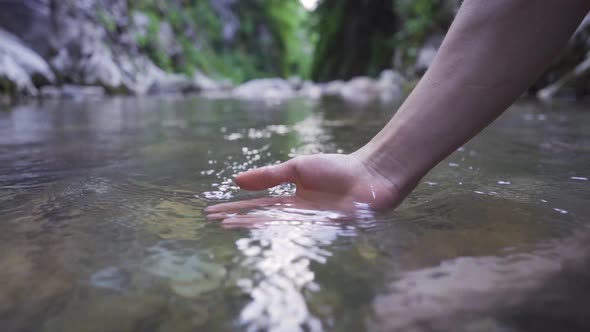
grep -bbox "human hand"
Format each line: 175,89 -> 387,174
205,153 -> 410,224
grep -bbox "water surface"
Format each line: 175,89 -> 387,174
1,96 -> 589,332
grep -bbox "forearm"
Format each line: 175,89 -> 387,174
356,0 -> 589,193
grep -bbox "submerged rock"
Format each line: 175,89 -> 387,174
144,243 -> 226,298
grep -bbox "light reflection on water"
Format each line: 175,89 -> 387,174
236,222 -> 338,332
228,203 -> 373,331
0,97 -> 590,332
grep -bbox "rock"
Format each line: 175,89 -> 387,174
193,70 -> 222,91
131,11 -> 150,38
0,28 -> 55,88
0,53 -> 37,96
144,244 -> 226,298
118,55 -> 177,95
233,78 -> 296,99
537,52 -> 590,100
117,55 -> 158,95
40,85 -> 105,100
298,81 -> 323,99
148,73 -> 197,95
82,46 -> 123,92
157,21 -> 181,58
321,71 -> 405,104
377,69 -> 405,103
39,86 -> 62,98
320,80 -> 345,98
61,85 -> 105,99
287,76 -> 304,90
0,0 -> 55,58
534,15 -> 590,100
414,35 -> 444,76
339,76 -> 380,104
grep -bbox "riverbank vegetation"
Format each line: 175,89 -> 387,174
0,0 -> 589,100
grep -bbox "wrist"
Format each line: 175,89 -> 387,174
352,140 -> 428,198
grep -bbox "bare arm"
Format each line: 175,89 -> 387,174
356,0 -> 590,197
207,0 -> 590,215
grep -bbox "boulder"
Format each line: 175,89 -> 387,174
148,73 -> 198,95
0,53 -> 37,96
298,81 -> 323,99
157,21 -> 181,58
319,70 -> 405,104
81,45 -> 123,92
377,69 -> 405,103
320,80 -> 345,98
193,70 -> 222,91
0,28 -> 55,88
233,78 -> 296,99
339,76 -> 380,104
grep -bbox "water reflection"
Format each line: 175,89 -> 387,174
232,207 -> 363,332
371,227 -> 590,332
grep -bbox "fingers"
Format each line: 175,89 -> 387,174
204,196 -> 295,214
235,161 -> 297,191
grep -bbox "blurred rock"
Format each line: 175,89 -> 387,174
148,73 -> 198,95
299,81 -> 323,99
414,35 -> 444,76
0,1 -> 215,98
81,45 -> 123,92
0,28 -> 55,96
377,69 -> 405,103
538,53 -> 590,100
315,70 -> 405,104
338,72 -> 405,104
193,70 -> 223,91
157,21 -> 182,59
0,53 -> 37,96
320,80 -> 345,98
233,78 -> 296,99
534,15 -> 590,100
339,76 -> 381,104
40,85 -> 106,100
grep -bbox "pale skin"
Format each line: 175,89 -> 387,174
207,0 -> 590,223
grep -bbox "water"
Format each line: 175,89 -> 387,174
1,96 -> 589,332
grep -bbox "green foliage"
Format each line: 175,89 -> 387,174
95,0 -> 458,83
264,1 -> 312,77
311,0 -> 396,82
127,0 -> 312,82
393,0 -> 454,74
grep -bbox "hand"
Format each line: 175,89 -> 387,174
205,153 -> 408,224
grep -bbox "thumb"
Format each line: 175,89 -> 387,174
235,161 -> 297,191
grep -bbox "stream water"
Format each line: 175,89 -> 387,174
1,96 -> 589,332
